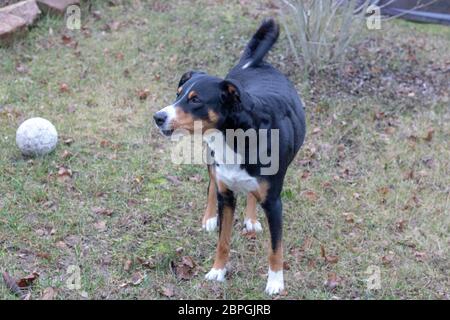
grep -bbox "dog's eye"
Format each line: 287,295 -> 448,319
190,96 -> 201,104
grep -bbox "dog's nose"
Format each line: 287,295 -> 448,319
153,112 -> 167,127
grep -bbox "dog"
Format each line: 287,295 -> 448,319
154,18 -> 306,295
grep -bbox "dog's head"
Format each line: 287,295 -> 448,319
153,71 -> 241,136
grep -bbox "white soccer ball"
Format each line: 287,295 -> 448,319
16,117 -> 58,157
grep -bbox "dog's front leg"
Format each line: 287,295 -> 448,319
205,186 -> 235,282
202,165 -> 218,232
262,197 -> 284,295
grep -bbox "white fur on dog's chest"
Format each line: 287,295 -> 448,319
204,131 -> 258,193
215,164 -> 258,193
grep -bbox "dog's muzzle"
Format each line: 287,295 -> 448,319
154,105 -> 175,136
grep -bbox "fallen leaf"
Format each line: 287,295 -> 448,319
166,175 -> 181,186
136,257 -> 156,269
342,212 -> 355,223
56,241 -> 68,250
320,245 -> 339,264
57,166 -> 73,182
414,251 -> 427,262
385,127 -> 396,135
423,128 -> 434,142
324,272 -> 341,291
59,83 -> 70,93
382,252 -> 394,266
312,127 -> 321,134
15,62 -> 28,74
92,207 -> 113,217
160,285 -> 175,297
116,52 -> 124,60
171,256 -> 197,280
61,150 -> 73,160
63,138 -> 74,145
378,186 -> 390,196
130,272 -> 144,285
303,190 -> 318,202
107,21 -> 121,31
94,220 -> 107,232
181,256 -> 195,269
138,89 -> 150,100
124,259 -> 133,272
16,271 -> 39,288
395,219 -> 407,232
40,287 -> 57,300
61,34 -> 72,45
301,170 -> 311,180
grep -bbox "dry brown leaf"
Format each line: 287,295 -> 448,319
324,272 -> 341,291
92,207 -> 113,217
61,150 -> 73,160
57,167 -> 72,182
40,287 -> 57,300
124,259 -> 133,272
414,251 -> 427,262
160,285 -> 175,298
423,128 -> 434,142
94,220 -> 107,232
166,175 -> 181,186
303,190 -> 318,202
382,252 -> 395,266
16,271 -> 39,288
342,212 -> 355,223
130,272 -> 144,285
320,245 -> 339,264
138,89 -> 150,100
59,83 -> 69,93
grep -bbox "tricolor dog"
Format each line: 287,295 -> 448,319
154,18 -> 306,295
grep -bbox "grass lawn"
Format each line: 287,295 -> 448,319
0,0 -> 449,299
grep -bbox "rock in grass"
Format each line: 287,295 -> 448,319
0,12 -> 27,44
36,0 -> 79,15
0,0 -> 41,26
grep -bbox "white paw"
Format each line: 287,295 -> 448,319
205,268 -> 226,282
265,269 -> 284,295
202,216 -> 218,232
244,218 -> 262,233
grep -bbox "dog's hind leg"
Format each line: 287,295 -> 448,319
205,184 -> 235,282
202,165 -> 218,232
261,197 -> 284,295
243,193 -> 262,233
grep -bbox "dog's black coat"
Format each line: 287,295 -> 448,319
155,18 -> 305,261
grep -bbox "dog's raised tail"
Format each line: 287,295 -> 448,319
240,18 -> 280,69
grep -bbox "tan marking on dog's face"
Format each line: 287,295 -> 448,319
172,107 -> 196,132
268,243 -> 283,272
188,90 -> 197,100
201,109 -> 219,131
177,86 -> 183,94
252,180 -> 270,203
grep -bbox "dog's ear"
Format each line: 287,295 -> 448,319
221,79 -> 242,107
178,71 -> 204,88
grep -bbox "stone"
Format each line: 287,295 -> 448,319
0,0 -> 41,26
0,13 -> 27,44
36,0 -> 80,15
